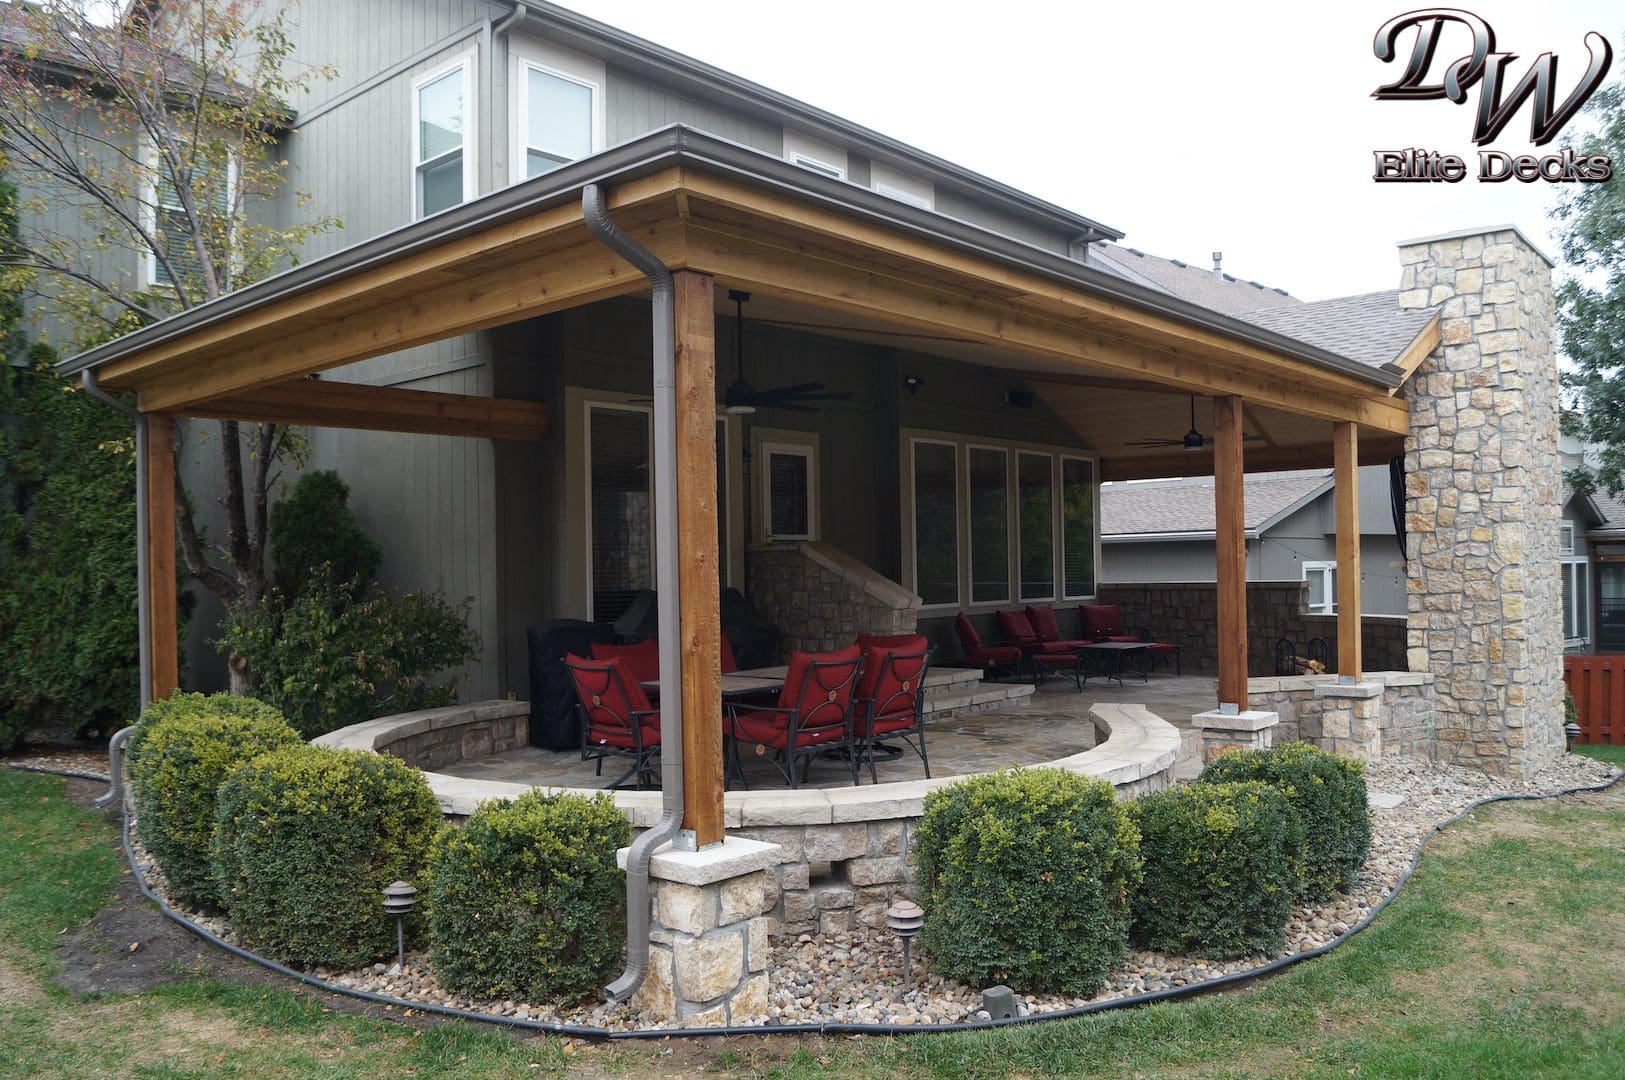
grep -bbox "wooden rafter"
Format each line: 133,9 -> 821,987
186,379 -> 551,441
1100,435 -> 1405,481
1386,317 -> 1442,391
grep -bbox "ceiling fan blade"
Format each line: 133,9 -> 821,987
753,381 -> 827,398
1123,438 -> 1183,448
762,401 -> 820,413
773,390 -> 854,403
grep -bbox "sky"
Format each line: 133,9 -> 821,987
556,0 -> 1621,301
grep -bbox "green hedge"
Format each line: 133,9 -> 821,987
1199,743 -> 1370,900
427,790 -> 631,1002
125,693 -> 299,910
212,745 -> 441,969
1129,782 -> 1305,958
913,768 -> 1141,996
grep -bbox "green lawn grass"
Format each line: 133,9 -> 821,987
1575,743 -> 1625,766
1,768 -> 1620,1078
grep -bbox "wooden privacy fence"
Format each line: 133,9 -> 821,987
1562,655 -> 1625,745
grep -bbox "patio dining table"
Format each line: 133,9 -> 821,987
638,667 -> 786,700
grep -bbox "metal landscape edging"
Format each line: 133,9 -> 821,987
9,760 -> 1619,1041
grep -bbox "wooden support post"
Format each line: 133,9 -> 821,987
1213,396 -> 1247,710
146,414 -> 179,701
1333,422 -> 1363,681
674,270 -> 724,848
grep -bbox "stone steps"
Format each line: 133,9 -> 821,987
922,678 -> 1036,718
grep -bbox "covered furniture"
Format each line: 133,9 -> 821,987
952,613 -> 1022,682
526,619 -> 616,750
727,645 -> 863,789
852,642 -> 931,782
564,655 -> 662,790
1077,603 -> 1181,674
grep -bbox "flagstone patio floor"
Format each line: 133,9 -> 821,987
436,674 -> 1218,791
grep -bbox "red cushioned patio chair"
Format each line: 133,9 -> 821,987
565,655 -> 662,790
995,608 -> 1085,689
852,643 -> 931,783
952,613 -> 1022,682
1075,603 -> 1181,674
727,645 -> 863,789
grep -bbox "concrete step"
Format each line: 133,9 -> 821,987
923,680 -> 1036,718
1175,727 -> 1205,782
922,666 -> 986,689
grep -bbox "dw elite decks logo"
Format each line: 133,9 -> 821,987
1371,8 -> 1615,183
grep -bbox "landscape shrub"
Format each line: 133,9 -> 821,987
267,470 -> 381,603
427,790 -> 631,1002
1198,742 -> 1370,900
1128,781 -> 1305,958
212,745 -> 441,969
219,567 -> 479,738
913,768 -> 1141,995
124,693 -> 299,910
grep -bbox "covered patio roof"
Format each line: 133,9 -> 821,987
62,125 -> 1425,480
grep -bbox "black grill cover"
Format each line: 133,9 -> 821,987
526,619 -> 615,750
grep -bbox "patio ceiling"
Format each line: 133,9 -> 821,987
63,127 -> 1422,475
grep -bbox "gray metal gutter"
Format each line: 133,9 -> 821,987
508,1 -> 1123,244
57,126 -> 1404,392
581,183 -> 686,1005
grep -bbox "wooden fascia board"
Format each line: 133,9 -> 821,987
1386,316 -> 1442,391
183,379 -> 551,441
1100,436 -> 1406,481
685,222 -> 1410,434
677,172 -> 1398,399
99,169 -> 689,394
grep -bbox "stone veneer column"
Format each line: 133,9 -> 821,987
623,837 -> 781,1027
1399,226 -> 1564,777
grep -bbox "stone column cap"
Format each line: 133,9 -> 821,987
1191,709 -> 1280,732
1313,682 -> 1384,700
1397,223 -> 1555,267
617,836 -> 782,887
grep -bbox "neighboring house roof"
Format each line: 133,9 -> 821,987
1091,243 -> 1300,315
1234,291 -> 1440,371
1584,487 -> 1625,536
1101,470 -> 1333,540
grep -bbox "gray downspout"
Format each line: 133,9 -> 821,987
79,372 -> 151,809
486,4 -> 526,191
582,183 -> 686,1004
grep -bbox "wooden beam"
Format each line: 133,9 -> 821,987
1386,316 -> 1442,391
674,270 -> 724,848
1213,396 -> 1247,710
183,379 -> 551,440
1242,405 -> 1278,448
1100,435 -> 1406,481
685,223 -> 1412,434
1334,422 -> 1362,681
147,414 -> 179,701
986,367 -> 1194,396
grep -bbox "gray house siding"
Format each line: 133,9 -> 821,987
605,71 -> 782,154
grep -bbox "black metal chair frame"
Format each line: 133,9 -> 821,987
569,660 -> 662,791
726,656 -> 862,790
855,648 -> 932,783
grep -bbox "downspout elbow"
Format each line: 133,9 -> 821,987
583,183 -> 684,1006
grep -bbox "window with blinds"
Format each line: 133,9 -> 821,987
912,440 -> 959,606
152,156 -> 229,288
1017,452 -> 1054,600
588,405 -> 652,622
1563,560 -> 1589,642
968,446 -> 1009,603
764,445 -> 814,540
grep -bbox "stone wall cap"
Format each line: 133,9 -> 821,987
618,836 -> 783,886
1191,709 -> 1281,732
798,541 -> 922,609
1397,223 -> 1555,267
1367,671 -> 1433,686
1313,682 -> 1385,699
1249,675 -> 1335,694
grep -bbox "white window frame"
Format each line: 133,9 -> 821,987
908,437 -> 963,610
965,442 -> 1012,607
507,43 -> 604,183
581,399 -> 655,623
1304,561 -> 1337,615
1059,453 -> 1100,600
411,53 -> 476,220
1014,450 -> 1059,604
756,431 -> 819,542
1560,521 -> 1576,556
1562,557 -> 1589,645
142,143 -> 237,289
783,129 -> 848,180
870,160 -> 933,209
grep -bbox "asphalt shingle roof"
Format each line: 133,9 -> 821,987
1091,244 -> 1301,316
1101,471 -> 1332,537
1233,291 -> 1438,370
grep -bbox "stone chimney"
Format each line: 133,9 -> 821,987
1399,226 -> 1563,778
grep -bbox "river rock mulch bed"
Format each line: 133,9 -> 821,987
125,751 -> 1617,1032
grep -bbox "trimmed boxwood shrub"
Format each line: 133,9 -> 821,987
1128,781 -> 1305,958
913,768 -> 1141,996
1199,742 -> 1370,900
125,692 -> 300,910
212,745 -> 441,969
427,790 -> 631,1002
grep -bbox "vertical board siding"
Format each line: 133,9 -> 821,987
1563,655 -> 1625,745
606,71 -> 783,154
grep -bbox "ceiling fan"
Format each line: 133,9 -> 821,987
1125,396 -> 1263,451
722,290 -> 853,415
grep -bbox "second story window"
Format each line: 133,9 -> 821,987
149,152 -> 231,289
413,58 -> 472,218
521,64 -> 595,177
